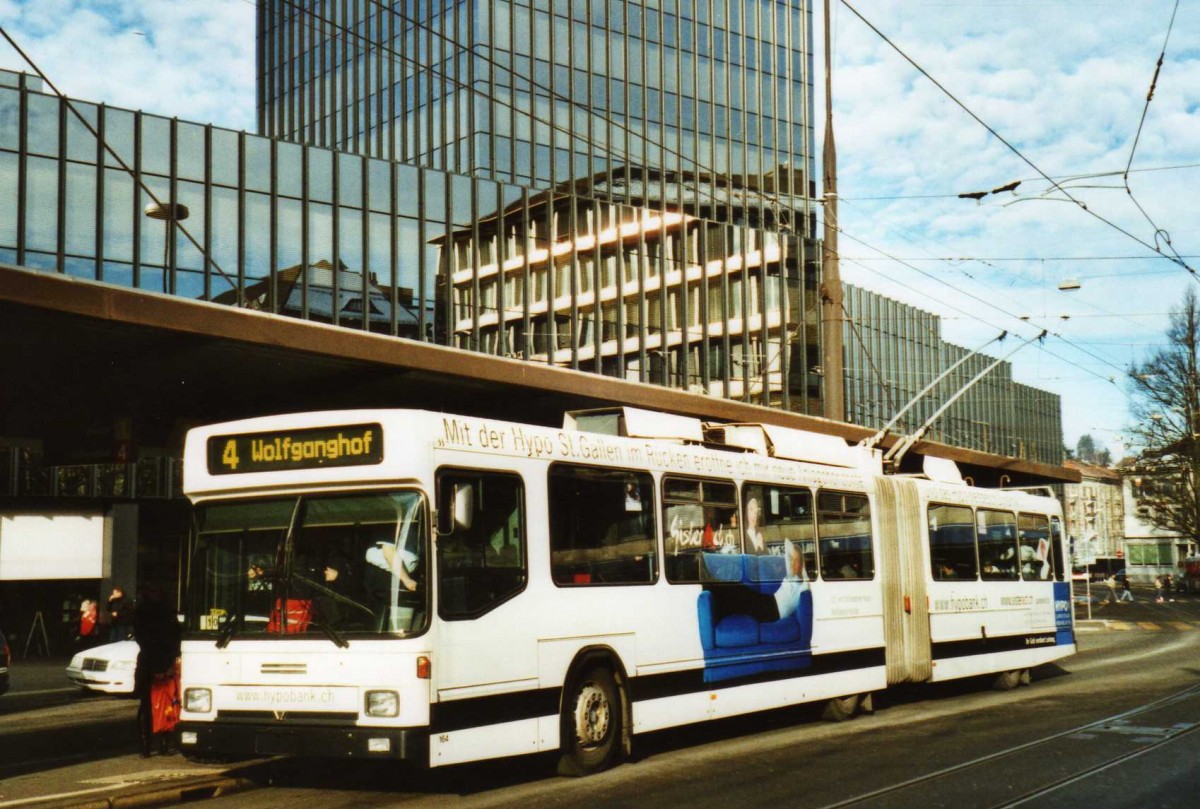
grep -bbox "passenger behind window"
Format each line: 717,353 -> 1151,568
486,534 -> 520,567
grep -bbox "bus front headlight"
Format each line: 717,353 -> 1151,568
184,687 -> 212,714
365,690 -> 399,717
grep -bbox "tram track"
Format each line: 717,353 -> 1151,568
819,683 -> 1200,809
994,719 -> 1200,808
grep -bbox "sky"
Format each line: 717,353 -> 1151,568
0,0 -> 1195,462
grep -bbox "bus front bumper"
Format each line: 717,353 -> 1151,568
177,720 -> 428,762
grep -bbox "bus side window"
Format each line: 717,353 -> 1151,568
818,491 -> 873,580
977,509 -> 1018,580
1018,513 -> 1052,580
744,483 -> 818,579
548,464 -> 657,586
436,470 -> 526,619
928,503 -> 977,581
663,477 -> 738,583
1050,516 -> 1065,582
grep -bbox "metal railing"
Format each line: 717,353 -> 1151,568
0,448 -> 182,499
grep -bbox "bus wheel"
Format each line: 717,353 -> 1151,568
822,693 -> 860,722
559,666 -> 622,776
993,670 -> 1021,691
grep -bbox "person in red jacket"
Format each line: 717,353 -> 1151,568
74,599 -> 99,651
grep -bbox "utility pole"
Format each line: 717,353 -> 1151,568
821,0 -> 845,422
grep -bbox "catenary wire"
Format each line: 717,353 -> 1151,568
838,0 -> 1198,279
1122,0 -> 1186,268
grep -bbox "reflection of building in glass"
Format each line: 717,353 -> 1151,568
212,259 -> 429,338
436,170 -> 821,409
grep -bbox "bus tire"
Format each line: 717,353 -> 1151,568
993,670 -> 1021,691
558,666 -> 622,777
822,693 -> 860,722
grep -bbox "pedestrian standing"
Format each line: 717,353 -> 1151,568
74,599 -> 99,651
1119,575 -> 1134,602
133,583 -> 181,757
1154,576 -> 1165,603
107,586 -> 130,642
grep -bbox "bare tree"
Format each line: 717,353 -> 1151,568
1127,287 -> 1200,541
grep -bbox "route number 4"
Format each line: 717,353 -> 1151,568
222,439 -> 240,470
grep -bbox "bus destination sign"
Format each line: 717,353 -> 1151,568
207,423 -> 384,475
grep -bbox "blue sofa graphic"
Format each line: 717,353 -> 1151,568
696,552 -> 814,683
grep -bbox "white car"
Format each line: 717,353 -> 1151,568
66,640 -> 139,694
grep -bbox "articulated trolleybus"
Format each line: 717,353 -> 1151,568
178,407 -> 1075,774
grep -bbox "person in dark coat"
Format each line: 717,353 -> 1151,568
107,586 -> 130,641
133,584 -> 181,757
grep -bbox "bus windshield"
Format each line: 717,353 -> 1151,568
187,490 -> 429,639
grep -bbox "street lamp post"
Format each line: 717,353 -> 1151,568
143,202 -> 189,294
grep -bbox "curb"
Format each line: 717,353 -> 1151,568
37,775 -> 255,809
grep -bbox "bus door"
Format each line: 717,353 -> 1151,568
431,469 -> 538,760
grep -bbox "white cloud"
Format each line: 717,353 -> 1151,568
0,0 -> 255,131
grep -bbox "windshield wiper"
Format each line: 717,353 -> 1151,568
216,611 -> 243,649
308,617 -> 349,649
287,571 -> 355,648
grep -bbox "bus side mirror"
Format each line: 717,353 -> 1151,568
454,484 -> 474,530
436,482 -> 475,535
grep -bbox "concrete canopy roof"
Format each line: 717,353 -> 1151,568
0,264 -> 1078,485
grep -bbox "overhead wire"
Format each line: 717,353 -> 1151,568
838,0 -> 1198,280
842,162 -> 1200,202
833,224 -> 1130,385
1122,0 -> 1186,269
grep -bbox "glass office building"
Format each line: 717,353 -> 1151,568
842,284 -> 1063,466
257,0 -> 826,412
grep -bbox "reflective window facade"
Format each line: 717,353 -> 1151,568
0,71 -> 821,410
258,1 -> 816,215
257,0 -> 824,410
843,284 -> 1064,466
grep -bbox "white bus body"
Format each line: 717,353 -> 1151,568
177,409 -> 1074,772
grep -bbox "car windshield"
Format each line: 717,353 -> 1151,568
186,490 -> 428,639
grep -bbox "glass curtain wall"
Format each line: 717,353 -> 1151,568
0,69 -> 822,413
257,2 -> 817,211
256,0 -> 824,412
841,283 -> 1064,466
